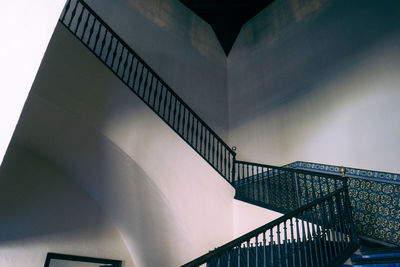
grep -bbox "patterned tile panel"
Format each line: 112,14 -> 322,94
286,161 -> 400,245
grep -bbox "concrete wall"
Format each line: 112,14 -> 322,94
0,23 -> 235,267
84,0 -> 230,140
0,144 -> 135,267
227,0 -> 400,173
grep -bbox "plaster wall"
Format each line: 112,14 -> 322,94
227,0 -> 400,173
233,200 -> 282,238
3,23 -> 235,267
84,0 -> 230,140
0,144 -> 135,267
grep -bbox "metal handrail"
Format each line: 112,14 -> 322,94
182,187 -> 357,266
59,0 -> 236,183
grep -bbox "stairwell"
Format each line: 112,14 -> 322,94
51,0 -> 400,266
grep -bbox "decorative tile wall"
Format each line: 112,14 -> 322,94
286,161 -> 400,245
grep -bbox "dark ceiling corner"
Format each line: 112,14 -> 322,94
179,0 -> 275,56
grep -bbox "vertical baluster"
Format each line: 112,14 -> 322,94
162,87 -> 169,119
116,46 -> 125,75
183,108 -> 188,140
327,197 -> 338,257
207,131 -> 211,161
80,11 -> 90,41
268,168 -> 273,206
61,0 -> 72,23
134,63 -> 143,93
339,192 -> 350,245
263,167 -> 268,205
307,210 -> 320,267
219,144 -> 223,176
122,47 -> 130,81
334,193 -> 346,250
254,236 -> 258,267
158,85 -> 165,115
270,229 -> 274,267
262,232 -> 266,267
141,69 -> 149,99
277,224 -> 282,267
238,244 -> 241,267
168,93 -> 174,124
74,4 -> 84,34
211,136 -> 215,165
190,114 -> 195,146
152,80 -> 159,108
93,24 -> 102,53
322,199 -> 333,262
178,101 -> 183,134
224,148 -> 227,178
125,55 -> 133,86
148,75 -> 155,104
172,97 -> 177,129
246,164 -> 250,199
202,127 -> 207,160
195,120 -> 200,151
301,215 -> 309,267
198,122 -> 203,154
67,0 -> 79,27
295,217 -> 303,267
227,250 -> 231,267
87,17 -> 96,48
284,221 -> 289,267
252,165 -> 256,201
305,212 -> 315,267
99,30 -> 108,59
316,202 -> 329,266
258,166 -> 262,203
111,41 -> 119,70
246,241 -> 250,267
290,218 -> 296,266
105,36 -> 114,64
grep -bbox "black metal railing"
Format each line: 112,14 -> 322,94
59,0 -> 236,183
233,161 -> 345,213
59,1 -> 360,265
182,187 -> 358,267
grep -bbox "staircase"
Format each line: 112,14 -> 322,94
58,0 -> 398,266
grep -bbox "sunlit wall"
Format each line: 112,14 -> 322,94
0,0 -> 66,167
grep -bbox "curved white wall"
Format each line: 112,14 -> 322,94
228,0 -> 400,173
0,144 -> 135,267
3,23 -> 235,267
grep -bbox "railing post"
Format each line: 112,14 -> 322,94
231,146 -> 237,184
340,167 -> 359,246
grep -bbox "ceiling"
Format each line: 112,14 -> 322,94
179,0 -> 275,56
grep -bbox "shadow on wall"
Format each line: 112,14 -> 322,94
229,0 -> 400,126
0,143 -> 112,242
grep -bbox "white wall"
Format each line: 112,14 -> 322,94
233,200 -> 283,238
84,0 -> 230,140
3,23 -> 235,267
0,144 -> 135,267
227,0 -> 400,173
0,0 -> 66,167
